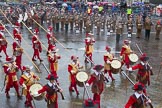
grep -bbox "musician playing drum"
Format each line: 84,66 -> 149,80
68,55 -> 82,96
120,40 -> 133,68
104,45 -> 115,81
86,65 -> 105,108
19,65 -> 40,108
33,74 -> 63,108
127,53 -> 152,96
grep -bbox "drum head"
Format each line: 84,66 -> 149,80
76,72 -> 88,82
129,54 -> 138,62
111,60 -> 121,69
29,83 -> 42,97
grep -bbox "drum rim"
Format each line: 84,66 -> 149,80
129,53 -> 139,62
76,71 -> 88,82
111,59 -> 121,69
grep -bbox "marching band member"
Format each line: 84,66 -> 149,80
125,82 -> 151,108
86,65 -> 105,108
13,22 -> 20,37
33,74 -> 63,108
127,53 -> 152,96
155,19 -> 162,40
48,46 -> 61,78
0,23 -> 5,31
32,35 -> 43,62
19,65 -> 40,108
85,33 -> 95,64
46,26 -> 56,54
68,55 -> 82,96
12,38 -> 23,71
104,46 -> 115,81
120,40 -> 133,68
0,32 -> 8,58
3,57 -> 22,99
144,17 -> 153,40
136,15 -> 143,38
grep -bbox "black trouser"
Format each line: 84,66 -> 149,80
56,23 -> 59,32
116,34 -> 120,43
145,29 -> 150,40
65,24 -> 68,32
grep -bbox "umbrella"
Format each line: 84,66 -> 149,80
93,5 -> 99,9
87,2 -> 93,5
62,3 -> 68,7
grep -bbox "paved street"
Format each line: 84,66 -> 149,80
0,19 -> 162,108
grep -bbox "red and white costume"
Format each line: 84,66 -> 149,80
3,57 -> 21,99
48,47 -> 61,78
13,22 -> 20,37
19,66 -> 39,108
12,40 -> 23,71
86,65 -> 105,108
85,33 -> 95,63
32,35 -> 43,61
104,46 -> 115,81
68,56 -> 80,95
120,40 -> 132,68
0,32 -> 8,58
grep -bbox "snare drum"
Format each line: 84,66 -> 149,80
129,53 -> 138,65
76,72 -> 88,87
29,83 -> 45,101
111,59 -> 121,74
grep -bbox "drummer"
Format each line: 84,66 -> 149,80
33,74 -> 63,108
68,55 -> 83,96
19,65 -> 40,108
103,45 -> 115,81
86,65 -> 105,108
120,40 -> 133,68
127,53 -> 152,96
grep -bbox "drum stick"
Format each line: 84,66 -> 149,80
121,71 -> 154,108
83,82 -> 91,99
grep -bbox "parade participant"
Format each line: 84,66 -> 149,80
3,56 -> 22,99
85,18 -> 92,34
86,65 -> 105,108
155,19 -> 162,40
126,6 -> 132,20
48,46 -> 61,78
85,33 -> 95,64
34,28 -> 39,36
13,22 -> 20,37
125,83 -> 151,108
79,13 -> 83,32
116,21 -> 122,43
136,15 -> 143,38
12,39 -> 23,72
55,12 -> 60,32
127,18 -> 133,38
96,19 -> 101,35
19,65 -> 40,108
0,32 -> 8,58
64,14 -> 69,33
68,55 -> 83,96
32,35 -> 43,62
0,23 -> 5,31
69,13 -> 74,31
120,40 -> 133,68
33,74 -> 63,108
144,17 -> 152,40
127,53 -> 152,96
46,26 -> 56,53
104,46 -> 115,81
60,13 -> 65,31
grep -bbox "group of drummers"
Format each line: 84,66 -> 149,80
0,5 -> 157,108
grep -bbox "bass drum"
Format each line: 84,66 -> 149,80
76,72 -> 88,87
29,83 -> 45,101
111,59 -> 121,74
129,53 -> 138,65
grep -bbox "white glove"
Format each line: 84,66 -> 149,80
71,70 -> 75,74
32,91 -> 38,96
34,40 -> 38,43
127,68 -> 132,71
22,83 -> 27,89
120,56 -> 123,59
106,60 -> 111,64
146,99 -> 151,104
86,83 -> 89,86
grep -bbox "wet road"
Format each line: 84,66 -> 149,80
0,18 -> 162,108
